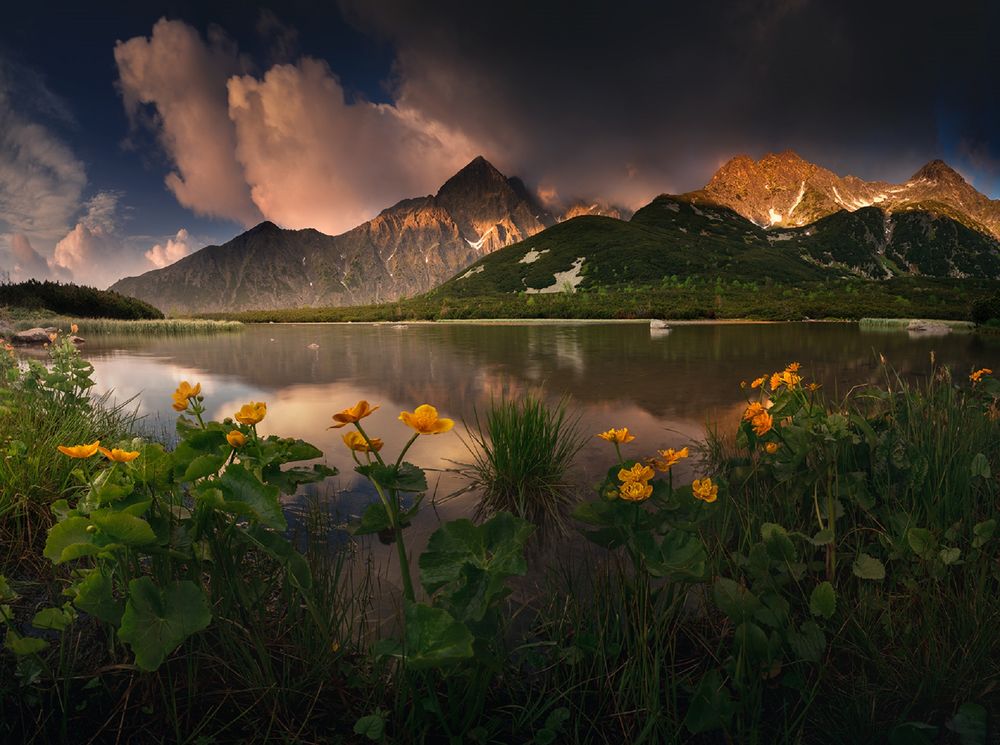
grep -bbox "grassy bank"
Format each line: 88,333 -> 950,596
202,276 -> 1000,324
2,340 -> 999,743
2,314 -> 243,336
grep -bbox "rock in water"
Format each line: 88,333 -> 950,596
650,319 -> 672,330
12,327 -> 55,345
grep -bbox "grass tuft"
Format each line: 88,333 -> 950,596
463,396 -> 587,537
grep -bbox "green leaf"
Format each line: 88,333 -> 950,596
684,670 -> 734,734
788,620 -> 825,662
402,602 -> 474,670
809,581 -> 837,619
973,519 -> 996,549
969,453 -> 992,480
4,630 -> 48,656
44,517 -> 100,564
810,528 -> 835,546
853,553 -> 886,580
947,702 -> 988,745
31,606 -> 73,632
713,578 -> 761,622
71,570 -> 124,626
907,528 -> 936,559
353,713 -> 385,742
419,513 -> 534,594
350,501 -> 393,536
365,462 -> 428,493
217,463 -> 286,530
118,578 -> 212,671
263,463 -> 337,494
0,575 -> 15,602
761,522 -> 796,562
91,513 -> 156,546
182,454 -> 225,482
645,530 -> 708,581
939,547 -> 962,566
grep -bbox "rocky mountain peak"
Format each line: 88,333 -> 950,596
910,159 -> 966,185
436,156 -> 509,201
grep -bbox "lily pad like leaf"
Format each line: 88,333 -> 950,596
118,578 -> 211,671
402,602 -> 474,670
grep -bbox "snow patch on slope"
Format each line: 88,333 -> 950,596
466,226 -> 496,250
519,249 -> 549,264
524,257 -> 586,294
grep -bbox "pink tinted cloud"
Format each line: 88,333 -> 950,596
115,19 -> 261,226
145,228 -> 193,268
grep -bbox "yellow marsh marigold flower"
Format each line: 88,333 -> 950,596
597,427 -> 635,444
765,442 -> 780,454
752,411 -> 774,436
651,447 -> 690,472
618,462 -> 655,483
751,376 -> 767,389
235,401 -> 267,425
57,440 -> 101,459
785,362 -> 801,373
618,480 -> 654,502
172,381 -> 202,411
743,402 -> 767,421
227,431 -> 247,448
331,400 -> 379,428
970,368 -> 992,384
70,323 -> 78,334
343,431 -> 383,452
692,477 -> 719,503
807,382 -> 822,392
99,447 -> 140,463
399,404 -> 454,435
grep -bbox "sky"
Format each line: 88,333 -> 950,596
0,0 -> 997,289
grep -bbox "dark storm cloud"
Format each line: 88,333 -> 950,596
340,0 -> 1000,202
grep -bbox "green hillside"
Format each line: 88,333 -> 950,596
0,280 -> 164,320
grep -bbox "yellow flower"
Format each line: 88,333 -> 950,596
651,446 -> 690,472
970,368 -> 992,384
597,427 -> 635,444
226,431 -> 247,448
807,382 -> 822,392
765,442 -> 780,454
743,402 -> 767,421
785,362 -> 801,373
331,400 -> 379,428
57,440 -> 101,459
70,323 -> 79,334
343,431 -> 384,452
399,404 -> 454,435
618,480 -> 654,502
752,411 -> 774,436
692,477 -> 718,503
98,447 -> 140,463
750,376 -> 767,389
172,381 -> 202,411
618,462 -> 655,483
769,372 -> 782,390
48,332 -> 58,343
770,370 -> 801,391
235,401 -> 267,425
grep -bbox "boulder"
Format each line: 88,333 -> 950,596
650,319 -> 672,330
11,327 -> 57,345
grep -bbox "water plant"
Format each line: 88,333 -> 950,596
463,395 -> 587,536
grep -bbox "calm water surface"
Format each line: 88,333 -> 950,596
45,321 -> 1000,583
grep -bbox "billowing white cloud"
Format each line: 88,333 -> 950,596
114,19 -> 262,226
145,228 -> 193,268
114,19 -> 481,237
7,234 -> 59,281
227,58 -> 478,235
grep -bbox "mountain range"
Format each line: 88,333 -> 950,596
111,152 -> 1000,313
